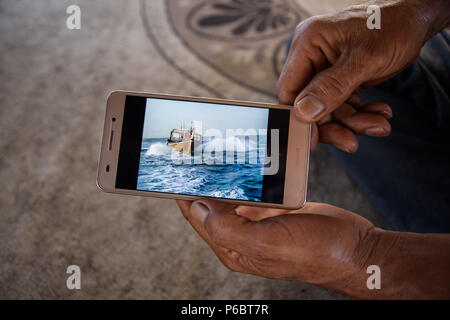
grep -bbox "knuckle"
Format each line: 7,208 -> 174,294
219,250 -> 240,272
296,16 -> 329,36
316,71 -> 350,99
308,15 -> 329,30
292,17 -> 316,44
291,16 -> 334,57
222,259 -> 238,272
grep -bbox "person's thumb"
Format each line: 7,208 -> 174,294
294,61 -> 363,123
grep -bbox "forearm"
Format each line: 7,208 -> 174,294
328,229 -> 450,299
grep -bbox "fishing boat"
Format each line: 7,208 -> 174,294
167,126 -> 202,156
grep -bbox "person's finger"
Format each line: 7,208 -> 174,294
235,206 -> 292,221
186,200 -> 238,240
346,93 -> 361,107
212,246 -> 249,274
357,102 -> 393,119
310,123 -> 319,152
177,200 -> 212,244
333,104 -> 391,137
296,202 -> 374,225
277,50 -> 315,105
318,122 -> 359,153
177,200 -> 236,251
277,18 -> 332,105
177,200 -> 250,274
176,200 -> 193,217
193,200 -> 273,257
293,60 -> 365,123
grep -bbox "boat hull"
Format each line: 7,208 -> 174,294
167,140 -> 193,156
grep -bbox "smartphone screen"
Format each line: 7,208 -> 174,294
115,95 -> 290,204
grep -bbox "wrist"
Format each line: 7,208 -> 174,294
326,227 -> 416,299
404,0 -> 450,41
323,226 -> 392,298
331,227 -> 450,299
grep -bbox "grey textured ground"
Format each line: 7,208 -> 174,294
0,0 -> 387,299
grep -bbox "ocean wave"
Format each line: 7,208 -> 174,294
146,139 -> 262,165
145,142 -> 172,156
209,185 -> 247,200
138,138 -> 263,201
203,136 -> 259,153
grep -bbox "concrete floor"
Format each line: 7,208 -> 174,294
0,0 -> 386,299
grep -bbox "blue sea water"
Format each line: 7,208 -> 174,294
136,137 -> 265,201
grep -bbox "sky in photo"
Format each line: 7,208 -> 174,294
142,98 -> 269,139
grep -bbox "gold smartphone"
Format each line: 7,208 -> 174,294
97,91 -> 310,209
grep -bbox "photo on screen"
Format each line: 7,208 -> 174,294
136,98 -> 269,201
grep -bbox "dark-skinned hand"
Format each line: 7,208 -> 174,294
277,0 -> 441,152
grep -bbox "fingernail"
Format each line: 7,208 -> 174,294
338,146 -> 352,153
382,110 -> 393,119
365,127 -> 387,136
295,95 -> 326,122
191,201 -> 210,226
338,143 -> 357,154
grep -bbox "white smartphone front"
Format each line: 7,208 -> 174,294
97,91 -> 310,209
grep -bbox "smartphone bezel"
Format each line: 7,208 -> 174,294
97,91 -> 310,209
